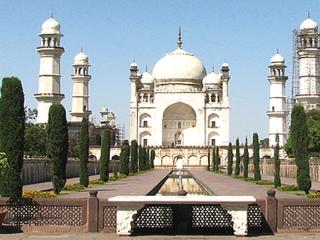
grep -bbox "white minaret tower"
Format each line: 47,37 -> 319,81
129,61 -> 140,141
267,51 -> 288,147
295,15 -> 320,110
70,49 -> 91,122
35,15 -> 64,123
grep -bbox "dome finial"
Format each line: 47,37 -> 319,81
177,26 -> 182,48
80,47 -> 83,53
212,65 -> 214,72
308,11 -> 310,18
50,10 -> 53,18
276,48 -> 279,54
145,65 -> 148,72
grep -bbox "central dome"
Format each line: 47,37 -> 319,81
152,48 -> 207,81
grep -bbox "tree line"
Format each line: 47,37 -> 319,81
0,77 -> 155,199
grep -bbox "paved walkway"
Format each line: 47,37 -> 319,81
190,170 -> 301,199
1,232 -> 320,240
23,175 -> 101,191
61,169 -> 170,199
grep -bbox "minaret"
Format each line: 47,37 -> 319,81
129,61 -> 139,141
267,51 -> 288,147
70,49 -> 91,122
35,15 -> 64,123
295,15 -> 320,110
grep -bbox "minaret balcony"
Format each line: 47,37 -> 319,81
34,93 -> 64,101
266,110 -> 288,117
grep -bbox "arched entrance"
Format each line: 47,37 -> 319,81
162,102 -> 196,146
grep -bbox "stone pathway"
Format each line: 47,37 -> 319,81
1,232 -> 320,239
190,170 -> 301,199
61,169 -> 170,199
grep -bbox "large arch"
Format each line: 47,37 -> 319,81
162,102 -> 197,146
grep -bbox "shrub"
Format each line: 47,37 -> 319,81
62,183 -> 85,192
277,185 -> 298,192
243,138 -> 249,178
23,190 -> 56,199
274,134 -> 281,188
89,179 -> 105,185
120,140 -> 130,175
307,191 -> 320,198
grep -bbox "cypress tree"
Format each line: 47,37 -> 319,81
120,140 -> 130,175
291,105 -> 311,193
47,104 -> 68,194
150,149 -> 155,169
235,138 -> 241,176
227,143 -> 233,175
274,134 -> 281,188
243,137 -> 249,178
215,146 -> 220,171
0,77 -> 25,199
211,147 -> 216,171
207,148 -> 211,171
253,133 -> 261,180
79,118 -> 89,187
100,129 -> 111,182
138,145 -> 144,171
145,148 -> 150,170
130,140 -> 138,173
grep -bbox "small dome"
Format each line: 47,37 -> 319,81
130,62 -> 138,68
300,17 -> 318,30
203,71 -> 221,85
152,48 -> 207,81
270,53 -> 285,64
222,62 -> 230,68
41,17 -> 61,35
74,51 -> 89,65
141,72 -> 155,84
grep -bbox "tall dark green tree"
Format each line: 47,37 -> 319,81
207,148 -> 211,171
79,118 -> 89,187
253,133 -> 261,180
0,77 -> 25,199
150,149 -> 155,169
290,105 -> 311,193
211,147 -> 216,171
215,146 -> 220,171
130,140 -> 138,173
235,138 -> 241,176
100,129 -> 111,182
120,140 -> 130,175
138,145 -> 144,171
47,103 -> 68,194
243,138 -> 249,178
145,148 -> 150,170
274,134 -> 281,188
227,143 -> 233,175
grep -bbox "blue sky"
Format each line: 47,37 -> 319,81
0,0 -> 319,143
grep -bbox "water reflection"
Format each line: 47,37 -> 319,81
156,170 -> 209,196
